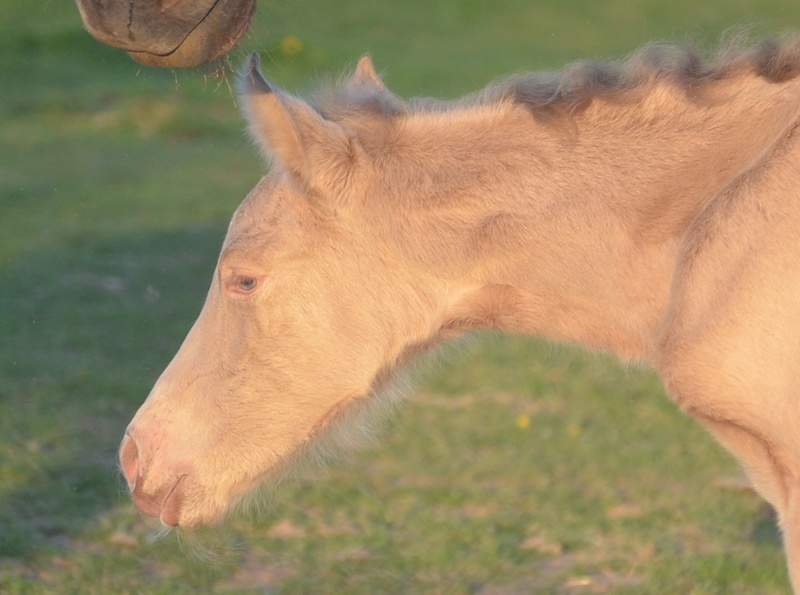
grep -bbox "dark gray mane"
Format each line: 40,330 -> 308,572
501,36 -> 800,119
316,37 -> 800,123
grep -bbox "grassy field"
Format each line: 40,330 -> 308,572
2,0 -> 800,592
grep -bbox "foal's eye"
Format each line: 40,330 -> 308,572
235,276 -> 258,293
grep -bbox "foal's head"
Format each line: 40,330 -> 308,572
119,56 -> 463,527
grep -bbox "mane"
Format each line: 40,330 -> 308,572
500,36 -> 800,119
314,36 -> 800,123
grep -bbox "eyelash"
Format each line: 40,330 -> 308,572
229,275 -> 260,295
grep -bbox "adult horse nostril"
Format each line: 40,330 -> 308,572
119,434 -> 140,489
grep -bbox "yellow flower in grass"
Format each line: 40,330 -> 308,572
515,413 -> 531,430
567,422 -> 583,437
280,35 -> 304,57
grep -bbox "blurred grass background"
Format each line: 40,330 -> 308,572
2,0 -> 800,592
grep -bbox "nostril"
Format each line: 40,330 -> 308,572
119,434 -> 139,489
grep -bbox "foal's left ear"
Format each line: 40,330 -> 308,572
240,54 -> 357,193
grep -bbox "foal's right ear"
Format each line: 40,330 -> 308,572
239,53 -> 356,193
351,54 -> 386,92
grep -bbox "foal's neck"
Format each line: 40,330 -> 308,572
405,75 -> 800,359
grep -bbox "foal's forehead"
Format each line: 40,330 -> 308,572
241,174 -> 282,210
222,175 -> 287,247
232,173 -> 290,224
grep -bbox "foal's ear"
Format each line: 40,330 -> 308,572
240,53 -> 357,193
351,54 -> 386,92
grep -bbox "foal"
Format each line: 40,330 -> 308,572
121,40 -> 800,589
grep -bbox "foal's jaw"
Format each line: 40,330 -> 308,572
119,364 -> 395,528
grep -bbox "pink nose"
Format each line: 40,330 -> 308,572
119,434 -> 139,489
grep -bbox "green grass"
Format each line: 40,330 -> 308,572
2,0 -> 799,592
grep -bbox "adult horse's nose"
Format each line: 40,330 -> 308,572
119,433 -> 139,489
